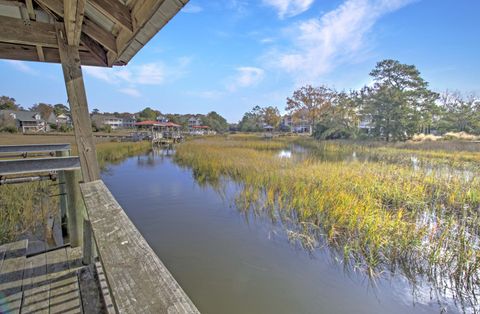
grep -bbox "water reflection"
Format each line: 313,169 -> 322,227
102,148 -> 475,314
277,150 -> 292,159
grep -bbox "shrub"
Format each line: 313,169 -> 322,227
1,126 -> 18,133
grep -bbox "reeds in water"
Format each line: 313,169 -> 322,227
174,136 -> 480,310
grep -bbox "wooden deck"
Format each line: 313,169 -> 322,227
0,240 -> 105,314
81,180 -> 199,314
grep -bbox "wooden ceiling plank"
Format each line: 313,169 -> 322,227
87,0 -> 132,32
80,33 -> 107,66
83,18 -> 117,53
0,15 -> 57,47
35,0 -> 117,53
0,43 -> 104,66
34,0 -> 62,15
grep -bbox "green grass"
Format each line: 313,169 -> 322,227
174,136 -> 480,308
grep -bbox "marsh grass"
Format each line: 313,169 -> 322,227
175,136 -> 480,310
0,140 -> 152,244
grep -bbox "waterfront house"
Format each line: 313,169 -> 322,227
188,116 -> 202,128
281,114 -> 312,134
0,110 -> 50,132
91,114 -> 136,130
56,113 -> 72,127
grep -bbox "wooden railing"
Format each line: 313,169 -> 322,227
0,144 -> 200,313
81,180 -> 199,313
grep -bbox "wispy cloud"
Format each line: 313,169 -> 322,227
4,60 -> 38,75
226,0 -> 249,16
182,3 -> 204,13
119,88 -> 141,97
84,58 -> 191,97
227,67 -> 265,91
263,0 -> 314,18
267,0 -> 415,84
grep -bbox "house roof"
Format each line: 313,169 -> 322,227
192,125 -> 209,129
0,110 -> 42,122
0,0 -> 188,67
135,120 -> 157,126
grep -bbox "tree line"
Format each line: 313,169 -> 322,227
0,97 -> 230,133
238,59 -> 480,141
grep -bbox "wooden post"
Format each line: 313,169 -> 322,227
83,218 -> 95,264
56,22 -> 100,182
65,169 -> 86,247
55,150 -> 69,224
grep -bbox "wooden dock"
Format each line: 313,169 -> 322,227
0,144 -> 200,314
0,240 -> 105,314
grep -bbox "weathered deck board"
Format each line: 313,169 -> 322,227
0,240 -> 106,314
66,246 -> 105,314
46,248 -> 82,314
95,261 -> 116,314
20,243 -> 49,314
80,180 -> 200,314
0,239 -> 28,314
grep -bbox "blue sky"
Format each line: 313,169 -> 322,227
1,0 -> 480,122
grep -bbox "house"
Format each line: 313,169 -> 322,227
91,114 -> 136,129
281,114 -> 312,134
56,113 -> 72,126
188,116 -> 202,128
156,115 -> 168,123
0,110 -> 50,132
358,117 -> 373,134
189,125 -> 215,135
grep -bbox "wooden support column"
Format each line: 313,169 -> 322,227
56,23 -> 100,182
56,149 -> 69,224
65,169 -> 86,247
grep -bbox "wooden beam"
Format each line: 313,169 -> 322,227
87,0 -> 132,32
35,0 -> 117,53
0,15 -> 57,47
0,143 -> 71,154
82,18 -> 117,53
35,45 -> 45,61
56,22 -> 100,182
34,0 -> 63,15
80,33 -> 107,66
63,0 -> 85,46
0,157 -> 80,176
25,0 -> 36,19
0,42 -> 107,66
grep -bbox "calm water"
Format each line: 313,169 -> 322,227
102,150 -> 459,314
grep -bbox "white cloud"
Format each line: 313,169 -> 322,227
85,63 -> 167,85
4,60 -> 38,75
267,0 -> 415,84
263,0 -> 314,18
227,67 -> 265,91
182,3 -> 203,13
260,37 -> 275,44
136,63 -> 166,85
84,58 -> 191,94
119,88 -> 141,97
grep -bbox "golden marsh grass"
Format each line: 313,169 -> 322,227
175,136 -> 480,308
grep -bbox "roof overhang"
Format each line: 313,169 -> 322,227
0,0 -> 188,67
